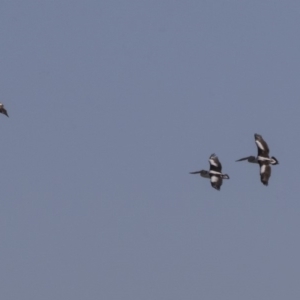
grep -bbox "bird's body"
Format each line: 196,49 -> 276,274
190,153 -> 229,190
236,134 -> 278,186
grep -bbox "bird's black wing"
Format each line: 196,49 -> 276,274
210,175 -> 222,190
209,154 -> 222,172
255,134 -> 269,157
259,162 -> 271,186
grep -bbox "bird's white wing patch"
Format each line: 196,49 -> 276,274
211,175 -> 219,183
260,164 -> 267,174
209,158 -> 218,167
255,140 -> 265,151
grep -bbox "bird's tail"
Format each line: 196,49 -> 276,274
271,156 -> 279,165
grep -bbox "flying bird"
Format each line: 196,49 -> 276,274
190,153 -> 230,191
0,103 -> 8,117
236,133 -> 278,186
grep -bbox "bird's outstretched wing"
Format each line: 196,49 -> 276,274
209,153 -> 222,172
0,107 -> 8,117
210,175 -> 222,190
255,134 -> 269,157
259,163 -> 271,186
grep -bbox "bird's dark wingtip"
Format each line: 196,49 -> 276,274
212,185 -> 220,191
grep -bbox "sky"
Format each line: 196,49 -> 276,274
0,1 -> 300,299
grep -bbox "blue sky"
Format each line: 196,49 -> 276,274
0,1 -> 300,299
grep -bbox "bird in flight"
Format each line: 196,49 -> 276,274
236,133 -> 278,186
190,153 -> 230,191
0,103 -> 8,117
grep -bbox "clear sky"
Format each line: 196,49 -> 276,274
0,1 -> 299,299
